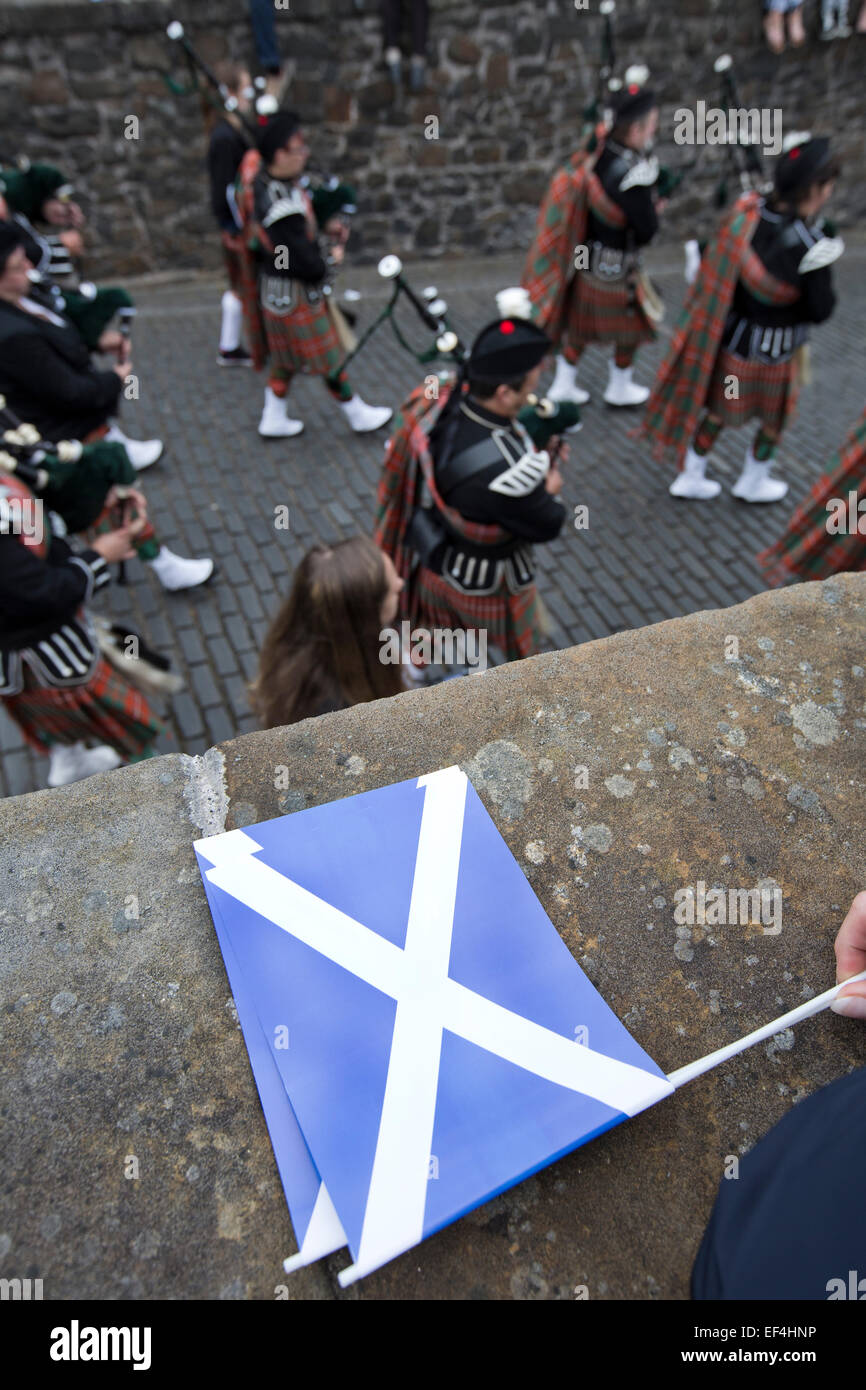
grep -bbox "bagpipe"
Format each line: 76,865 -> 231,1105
0,396 -> 135,536
338,270 -> 579,448
0,405 -> 181,692
712,54 -> 771,207
165,20 -> 260,142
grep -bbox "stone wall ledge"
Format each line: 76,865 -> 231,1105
1,575 -> 865,1299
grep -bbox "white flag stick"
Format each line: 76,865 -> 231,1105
668,969 -> 866,1089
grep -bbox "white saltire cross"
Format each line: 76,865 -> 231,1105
197,766 -> 674,1285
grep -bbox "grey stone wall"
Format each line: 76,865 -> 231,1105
1,577 -> 865,1298
1,0 -> 864,277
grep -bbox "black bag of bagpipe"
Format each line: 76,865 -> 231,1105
405,504 -> 448,567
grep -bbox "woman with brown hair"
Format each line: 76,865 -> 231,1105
250,537 -> 407,728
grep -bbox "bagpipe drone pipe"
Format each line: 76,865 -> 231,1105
336,263 -> 580,449
0,396 -> 135,536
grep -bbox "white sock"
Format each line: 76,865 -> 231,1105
219,291 -> 242,353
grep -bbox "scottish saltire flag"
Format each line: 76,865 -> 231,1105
194,766 -> 674,1284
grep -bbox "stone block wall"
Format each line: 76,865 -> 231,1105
1,0 -> 864,277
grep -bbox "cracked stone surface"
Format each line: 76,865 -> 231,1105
1,575 -> 865,1299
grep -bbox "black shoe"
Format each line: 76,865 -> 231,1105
218,346 -> 252,367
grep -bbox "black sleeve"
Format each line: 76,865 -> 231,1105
0,533 -> 109,625
208,128 -> 242,230
798,265 -> 836,324
449,473 -> 566,543
0,332 -> 123,414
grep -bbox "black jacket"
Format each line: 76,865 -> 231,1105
207,119 -> 249,232
587,140 -> 659,252
0,299 -> 122,442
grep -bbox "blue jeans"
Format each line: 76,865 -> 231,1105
249,0 -> 282,72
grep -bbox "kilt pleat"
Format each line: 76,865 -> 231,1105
758,408 -> 866,585
263,299 -> 343,378
566,273 -> 656,350
3,656 -> 164,759
411,566 -> 542,663
705,347 -> 798,433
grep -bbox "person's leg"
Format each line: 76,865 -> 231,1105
259,367 -> 304,438
669,412 -> 723,499
248,0 -> 282,73
548,344 -> 590,405
90,503 -> 214,590
382,0 -> 403,81
731,424 -> 788,502
334,368 -> 394,432
604,343 -> 650,407
408,0 -> 429,88
764,0 -> 787,50
787,2 -> 807,44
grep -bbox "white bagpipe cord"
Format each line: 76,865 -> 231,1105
667,968 -> 866,1088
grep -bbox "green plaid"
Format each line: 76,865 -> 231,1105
566,273 -> 655,351
3,656 -> 162,759
758,407 -> 866,585
639,192 -> 763,465
413,565 -> 543,664
522,153 -> 593,344
262,298 -> 343,378
705,347 -> 798,433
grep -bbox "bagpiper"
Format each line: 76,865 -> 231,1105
757,404 -> 866,584
237,110 -> 392,439
642,135 -> 842,503
522,69 -> 663,410
205,62 -> 255,367
0,466 -> 165,788
374,291 -> 567,667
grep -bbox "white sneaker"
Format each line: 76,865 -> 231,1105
149,545 -> 214,591
258,386 -> 304,438
731,449 -> 789,503
105,423 -> 163,471
669,445 -> 722,499
548,354 -> 591,406
603,361 -> 650,407
340,395 -> 394,433
47,742 -> 122,787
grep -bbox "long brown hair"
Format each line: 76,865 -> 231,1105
250,537 -> 405,729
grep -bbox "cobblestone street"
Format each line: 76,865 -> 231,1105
2,245 -> 863,798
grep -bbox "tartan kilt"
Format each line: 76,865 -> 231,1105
263,299 -> 343,378
565,272 -> 656,351
705,347 -> 798,434
3,656 -> 163,759
758,411 -> 866,585
222,236 -> 245,297
411,566 -> 542,664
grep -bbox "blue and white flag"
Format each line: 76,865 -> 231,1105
194,766 -> 675,1284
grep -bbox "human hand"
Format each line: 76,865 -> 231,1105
112,360 -> 133,381
544,463 -> 563,495
329,243 -> 345,267
91,525 -> 138,563
98,330 -> 124,354
58,228 -> 85,257
831,892 -> 866,1019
